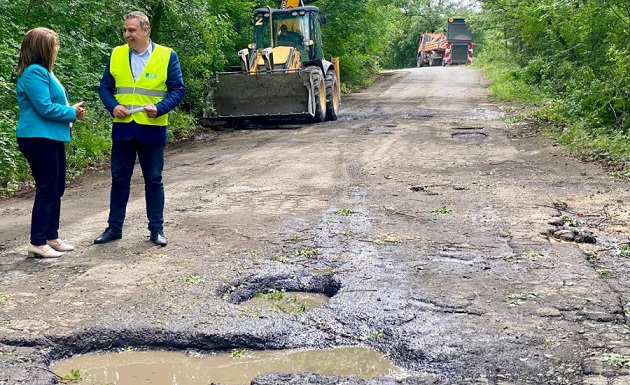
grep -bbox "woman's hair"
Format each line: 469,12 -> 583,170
124,11 -> 150,30
16,27 -> 59,76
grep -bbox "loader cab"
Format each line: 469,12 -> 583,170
252,6 -> 324,63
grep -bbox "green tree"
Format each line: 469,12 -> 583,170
477,0 -> 630,166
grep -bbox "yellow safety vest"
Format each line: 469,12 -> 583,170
109,43 -> 171,126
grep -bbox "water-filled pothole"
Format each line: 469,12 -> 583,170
52,346 -> 404,385
241,291 -> 329,312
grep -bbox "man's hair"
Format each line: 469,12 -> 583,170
124,11 -> 150,30
16,27 -> 59,76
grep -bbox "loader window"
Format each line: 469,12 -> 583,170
309,11 -> 324,61
253,11 -> 314,60
278,28 -> 303,48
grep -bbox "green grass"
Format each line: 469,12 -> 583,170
477,49 -> 630,174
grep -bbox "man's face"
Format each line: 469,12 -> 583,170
123,18 -> 149,52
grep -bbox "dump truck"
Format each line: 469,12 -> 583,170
202,0 -> 340,124
416,32 -> 447,67
443,18 -> 474,66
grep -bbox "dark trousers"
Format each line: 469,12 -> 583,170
108,138 -> 165,232
17,137 -> 66,246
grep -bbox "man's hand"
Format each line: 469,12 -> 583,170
143,104 -> 158,118
113,105 -> 130,119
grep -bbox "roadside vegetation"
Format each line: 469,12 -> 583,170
474,1 -> 630,174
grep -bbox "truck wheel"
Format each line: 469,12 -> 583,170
305,67 -> 326,123
325,70 -> 340,121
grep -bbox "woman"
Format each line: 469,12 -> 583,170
15,27 -> 86,258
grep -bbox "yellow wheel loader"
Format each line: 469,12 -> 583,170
202,0 -> 341,125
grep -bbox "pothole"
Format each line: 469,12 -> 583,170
51,346 -> 405,385
451,132 -> 487,139
218,271 -> 341,306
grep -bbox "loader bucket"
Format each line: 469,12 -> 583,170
210,71 -> 313,119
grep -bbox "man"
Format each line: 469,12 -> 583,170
95,11 -> 185,247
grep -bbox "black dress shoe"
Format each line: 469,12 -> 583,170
150,230 -> 168,247
94,227 -> 122,244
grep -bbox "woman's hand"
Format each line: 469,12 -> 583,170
73,101 -> 86,120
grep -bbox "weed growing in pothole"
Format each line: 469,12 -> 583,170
597,269 -> 612,278
271,255 -> 291,263
619,244 -> 630,257
561,216 -> 581,226
432,205 -> 452,215
139,251 -> 168,259
60,368 -> 81,382
255,287 -> 286,301
335,208 -> 354,216
229,348 -> 255,358
600,353 -> 630,367
182,275 -> 202,285
295,248 -> 318,258
582,249 -> 599,261
0,293 -> 12,303
553,201 -> 568,210
254,288 -> 309,313
368,329 -> 384,339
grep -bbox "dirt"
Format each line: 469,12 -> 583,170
2,66 -> 630,385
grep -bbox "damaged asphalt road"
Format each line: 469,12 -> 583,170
2,67 -> 630,385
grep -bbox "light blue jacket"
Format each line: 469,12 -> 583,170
16,64 -> 76,142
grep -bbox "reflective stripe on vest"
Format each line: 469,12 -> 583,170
110,44 -> 171,126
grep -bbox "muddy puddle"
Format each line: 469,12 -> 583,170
241,291 -> 329,312
52,346 -> 404,385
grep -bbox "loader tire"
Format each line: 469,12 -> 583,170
325,70 -> 340,121
305,67 -> 326,123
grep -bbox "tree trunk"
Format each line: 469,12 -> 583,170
150,0 -> 165,42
